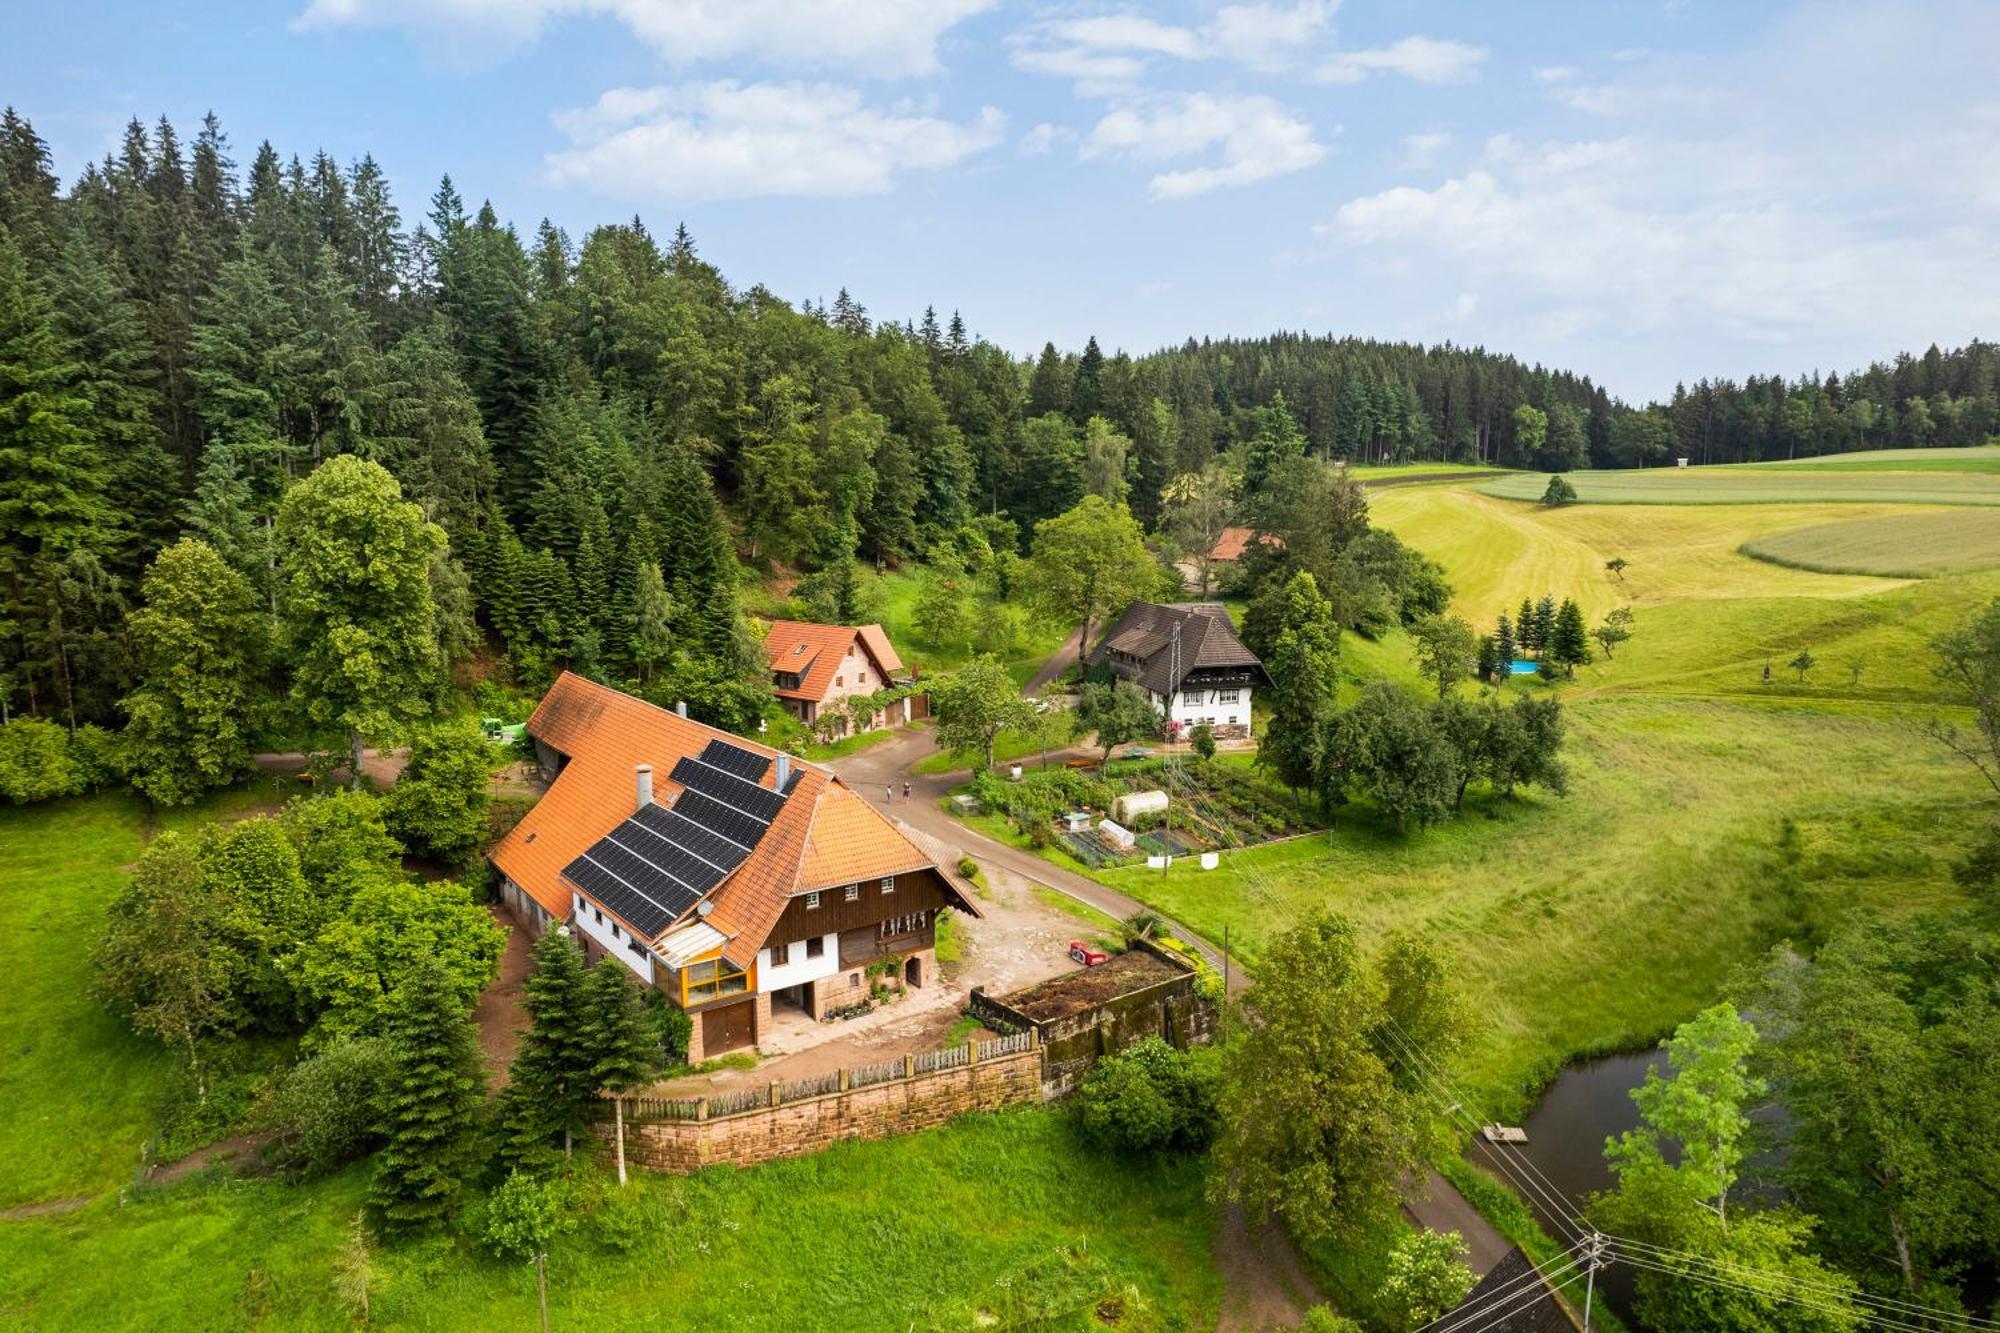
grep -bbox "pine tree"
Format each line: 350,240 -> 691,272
1494,612 -> 1517,674
579,958 -> 657,1184
502,926 -> 597,1165
1516,597 -> 1537,653
1534,595 -> 1557,654
628,561 -> 673,682
1071,334 -> 1104,422
371,954 -> 487,1235
1550,599 -> 1592,678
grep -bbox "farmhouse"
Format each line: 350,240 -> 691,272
1206,525 -> 1273,564
492,674 -> 980,1061
1085,602 -> 1268,739
761,620 -> 916,737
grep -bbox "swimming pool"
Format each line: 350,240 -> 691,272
1508,659 -> 1540,675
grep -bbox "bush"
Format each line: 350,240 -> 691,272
956,854 -> 979,880
0,718 -> 83,803
272,1036 -> 395,1173
646,990 -> 693,1068
384,719 -> 493,866
1072,1036 -> 1220,1154
1540,475 -> 1578,507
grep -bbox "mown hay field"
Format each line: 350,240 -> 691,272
1740,507 -> 2000,578
1476,461 -> 2000,506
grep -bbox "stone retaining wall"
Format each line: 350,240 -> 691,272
593,1045 -> 1043,1173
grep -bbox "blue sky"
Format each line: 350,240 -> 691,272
9,1 -> 2000,401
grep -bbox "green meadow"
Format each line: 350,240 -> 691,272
1740,506 -> 2000,578
1476,448 -> 2000,505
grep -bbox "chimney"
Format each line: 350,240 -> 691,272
675,700 -> 688,718
775,753 -> 791,792
635,764 -> 654,810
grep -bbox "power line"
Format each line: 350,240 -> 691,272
1414,1243 -> 1587,1333
1613,1250 -> 1942,1333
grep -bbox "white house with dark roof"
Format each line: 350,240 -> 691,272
1083,602 -> 1269,739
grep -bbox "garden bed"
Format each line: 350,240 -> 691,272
964,759 -> 1314,867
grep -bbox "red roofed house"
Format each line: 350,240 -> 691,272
491,674 -> 980,1061
761,620 -> 915,737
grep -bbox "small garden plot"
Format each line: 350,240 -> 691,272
965,761 -> 1315,867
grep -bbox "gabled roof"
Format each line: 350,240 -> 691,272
490,674 -> 976,971
1084,602 -> 1267,697
761,620 -> 908,703
1208,526 -> 1283,562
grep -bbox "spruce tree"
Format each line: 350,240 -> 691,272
502,926 -> 597,1165
371,954 -> 486,1235
1533,595 -> 1557,654
1516,597 -> 1538,653
1550,599 -> 1592,678
1494,612 -> 1517,673
628,561 -> 673,682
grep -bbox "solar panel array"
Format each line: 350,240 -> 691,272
560,745 -> 793,939
700,739 -> 771,782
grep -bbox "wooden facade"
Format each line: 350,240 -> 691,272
767,868 -> 952,945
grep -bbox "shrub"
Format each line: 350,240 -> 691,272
646,990 -> 693,1068
273,1036 -> 395,1173
0,718 -> 81,803
1540,475 -> 1578,507
1072,1036 -> 1220,1154
956,854 -> 979,880
384,719 -> 494,867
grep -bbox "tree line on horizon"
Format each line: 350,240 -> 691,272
1,105 -> 1995,743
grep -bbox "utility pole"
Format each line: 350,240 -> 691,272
1582,1231 -> 1607,1331
1221,924 -> 1230,1038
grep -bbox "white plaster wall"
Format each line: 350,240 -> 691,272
1166,686 -> 1253,733
572,892 -> 655,984
759,931 -> 839,991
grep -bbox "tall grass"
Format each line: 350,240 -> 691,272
1740,507 -> 2000,578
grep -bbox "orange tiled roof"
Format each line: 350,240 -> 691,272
761,620 -> 906,703
489,674 -> 973,970
1209,526 -> 1271,562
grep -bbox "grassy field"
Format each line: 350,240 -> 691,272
1740,507 -> 2000,578
0,784 -> 294,1209
0,784 -> 1219,1329
0,1111 -> 1218,1330
1476,464 -> 2000,507
1742,445 -> 2000,472
1076,477 -> 2000,1117
1346,461 -> 1512,482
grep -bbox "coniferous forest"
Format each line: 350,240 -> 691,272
2,107 -> 1997,746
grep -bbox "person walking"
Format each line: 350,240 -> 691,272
884,784 -> 893,803
902,781 -> 911,802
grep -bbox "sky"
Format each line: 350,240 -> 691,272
8,0 -> 2000,402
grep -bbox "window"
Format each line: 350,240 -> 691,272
844,884 -> 860,902
1217,689 -> 1240,704
628,937 -> 645,958
806,936 -> 825,959
681,956 -> 748,1006
880,911 -> 929,938
771,941 -> 790,967
880,876 -> 895,895
859,671 -> 868,684
1228,716 -> 1238,726
611,922 -> 621,939
850,972 -> 861,989
835,675 -> 844,687
806,891 -> 821,909
593,907 -> 603,925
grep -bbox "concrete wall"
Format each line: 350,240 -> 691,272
969,938 -> 1216,1098
596,1045 -> 1042,1172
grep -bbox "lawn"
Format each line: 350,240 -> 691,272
1740,507 -> 2000,578
0,783 -> 288,1209
1740,444 -> 2000,472
1475,464 -> 2000,506
0,1110 -> 1219,1331
1347,460 -> 1513,482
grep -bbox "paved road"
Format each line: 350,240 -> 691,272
826,726 -> 1250,991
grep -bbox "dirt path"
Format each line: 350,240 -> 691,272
0,1196 -> 91,1221
1025,624 -> 1084,696
253,746 -> 408,789
473,904 -> 532,1082
1403,1168 -> 1511,1276
147,1130 -> 277,1186
1214,1203 -> 1325,1329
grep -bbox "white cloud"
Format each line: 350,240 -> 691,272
1084,93 -> 1325,199
295,0 -> 994,77
545,82 -> 1005,200
1018,122 -> 1073,156
1532,65 -> 1577,84
1400,131 -> 1452,168
1318,35 -> 1487,85
1009,2 -> 1334,90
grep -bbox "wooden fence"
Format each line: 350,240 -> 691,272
609,1029 -> 1039,1126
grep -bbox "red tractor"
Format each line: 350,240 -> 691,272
1068,939 -> 1109,967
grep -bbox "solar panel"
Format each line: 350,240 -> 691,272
700,739 -> 771,782
609,819 -> 728,891
673,787 -> 771,849
670,756 -> 786,823
630,802 -> 748,873
562,853 -> 675,937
